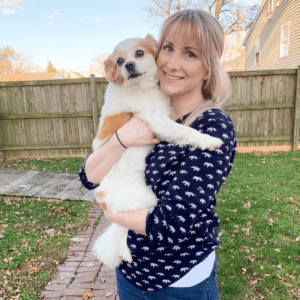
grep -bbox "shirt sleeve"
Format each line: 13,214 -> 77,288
78,157 -> 100,190
145,116 -> 236,248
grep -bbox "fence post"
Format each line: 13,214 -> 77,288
90,74 -> 98,136
293,66 -> 300,151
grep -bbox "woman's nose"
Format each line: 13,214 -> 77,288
165,52 -> 181,71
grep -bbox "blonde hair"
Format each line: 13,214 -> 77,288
157,9 -> 232,126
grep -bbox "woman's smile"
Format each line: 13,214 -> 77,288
163,71 -> 184,81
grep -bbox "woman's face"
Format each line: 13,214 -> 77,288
156,24 -> 208,101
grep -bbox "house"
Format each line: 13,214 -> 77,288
0,72 -> 65,82
242,0 -> 300,71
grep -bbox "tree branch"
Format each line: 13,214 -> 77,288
150,0 -> 171,15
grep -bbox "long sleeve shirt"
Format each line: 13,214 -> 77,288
79,108 -> 237,293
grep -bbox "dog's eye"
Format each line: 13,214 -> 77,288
117,58 -> 124,66
135,50 -> 144,57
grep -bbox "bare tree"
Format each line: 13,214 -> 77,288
0,45 -> 40,74
143,0 -> 261,36
143,0 -> 193,26
223,32 -> 245,61
89,52 -> 110,77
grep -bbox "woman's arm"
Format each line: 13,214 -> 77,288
84,116 -> 161,185
101,203 -> 148,236
85,133 -> 126,184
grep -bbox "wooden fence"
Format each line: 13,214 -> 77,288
0,67 -> 299,159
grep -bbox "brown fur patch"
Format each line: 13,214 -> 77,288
95,112 -> 133,140
104,55 -> 124,85
137,35 -> 158,59
95,190 -> 106,200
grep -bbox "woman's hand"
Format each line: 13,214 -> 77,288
116,116 -> 160,148
100,202 -> 114,223
100,202 -> 148,236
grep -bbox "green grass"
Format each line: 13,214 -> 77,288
0,152 -> 300,299
0,157 -> 85,174
215,151 -> 300,299
0,157 -> 96,300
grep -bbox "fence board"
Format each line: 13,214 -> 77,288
0,70 -> 299,159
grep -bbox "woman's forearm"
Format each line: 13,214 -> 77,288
85,133 -> 127,184
102,205 -> 149,236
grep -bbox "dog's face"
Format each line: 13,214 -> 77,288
104,34 -> 158,86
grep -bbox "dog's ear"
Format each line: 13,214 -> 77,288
143,34 -> 159,59
104,55 -> 124,86
144,34 -> 159,51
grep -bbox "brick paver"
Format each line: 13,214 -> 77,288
41,201 -> 119,300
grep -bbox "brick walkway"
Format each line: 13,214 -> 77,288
41,202 -> 119,300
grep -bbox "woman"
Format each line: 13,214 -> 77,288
79,9 -> 236,299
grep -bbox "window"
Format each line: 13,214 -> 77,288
268,0 -> 274,13
254,39 -> 260,65
280,23 -> 289,57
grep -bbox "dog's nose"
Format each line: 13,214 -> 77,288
125,61 -> 135,72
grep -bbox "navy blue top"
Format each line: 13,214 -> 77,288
79,109 -> 236,293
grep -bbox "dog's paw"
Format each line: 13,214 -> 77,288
206,136 -> 223,151
120,246 -> 133,263
121,253 -> 133,263
194,135 -> 223,151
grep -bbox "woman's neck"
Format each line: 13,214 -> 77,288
170,92 -> 205,121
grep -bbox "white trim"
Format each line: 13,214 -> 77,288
268,0 -> 274,13
254,38 -> 260,65
280,22 -> 290,58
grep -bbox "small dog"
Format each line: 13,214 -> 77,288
92,34 -> 223,269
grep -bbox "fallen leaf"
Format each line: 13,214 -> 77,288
243,201 -> 251,208
86,263 -> 94,267
70,238 -> 84,243
83,291 -> 93,299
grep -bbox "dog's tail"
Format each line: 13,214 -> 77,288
92,223 -> 132,269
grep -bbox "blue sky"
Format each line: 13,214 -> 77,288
1,0 -> 162,75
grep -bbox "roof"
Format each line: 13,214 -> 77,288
70,71 -> 85,78
0,72 -> 65,82
242,0 -> 267,46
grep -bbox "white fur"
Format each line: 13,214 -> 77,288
92,36 -> 223,269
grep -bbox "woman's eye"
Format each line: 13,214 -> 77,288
136,50 -> 144,57
164,46 -> 172,52
117,58 -> 124,66
186,51 -> 196,58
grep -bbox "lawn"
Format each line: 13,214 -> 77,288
0,157 -> 97,300
0,151 -> 300,300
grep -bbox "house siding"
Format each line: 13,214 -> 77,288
245,0 -> 300,70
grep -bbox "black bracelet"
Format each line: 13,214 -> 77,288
115,130 -> 127,148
